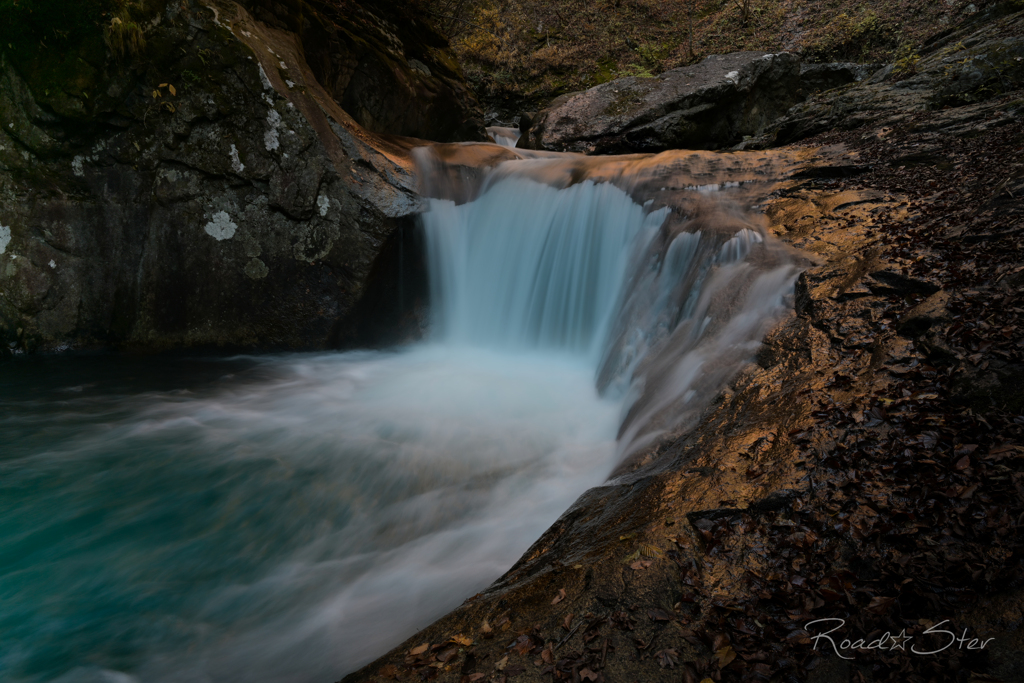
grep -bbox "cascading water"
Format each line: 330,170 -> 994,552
0,141 -> 805,683
485,126 -> 522,149
414,144 -> 803,457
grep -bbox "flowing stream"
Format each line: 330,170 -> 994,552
0,143 -> 804,683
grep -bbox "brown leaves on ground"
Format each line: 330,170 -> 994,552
655,647 -> 679,668
655,107 -> 1024,682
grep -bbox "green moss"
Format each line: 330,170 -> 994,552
0,0 -> 117,50
1,0 -> 161,115
802,9 -> 900,63
892,43 -> 921,79
592,56 -> 617,85
615,64 -> 655,79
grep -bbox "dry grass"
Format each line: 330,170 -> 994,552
104,1 -> 147,58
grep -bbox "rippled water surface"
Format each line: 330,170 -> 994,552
0,349 -> 619,682
2,143 -> 803,683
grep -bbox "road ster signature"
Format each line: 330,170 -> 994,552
806,618 -> 994,658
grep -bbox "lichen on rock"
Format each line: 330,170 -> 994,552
203,211 -> 238,241
0,0 -> 481,354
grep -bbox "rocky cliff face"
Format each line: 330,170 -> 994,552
517,52 -> 804,154
0,0 -> 481,356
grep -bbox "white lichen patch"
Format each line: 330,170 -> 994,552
285,80 -> 295,89
72,156 -> 85,177
48,259 -> 56,269
230,144 -> 245,173
0,225 -> 10,254
204,211 -> 237,241
317,194 -> 330,217
724,70 -> 740,84
279,61 -> 288,70
258,63 -> 273,91
244,257 -> 269,279
265,108 -> 282,151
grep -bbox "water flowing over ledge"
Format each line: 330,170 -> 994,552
1,142 -> 810,683
414,143 -> 805,459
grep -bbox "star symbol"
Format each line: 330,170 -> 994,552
889,629 -> 912,650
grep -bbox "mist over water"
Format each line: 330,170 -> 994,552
1,142 -> 802,682
1,350 -> 618,683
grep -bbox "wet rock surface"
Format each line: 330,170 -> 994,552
0,0 -> 480,354
339,13 -> 1024,683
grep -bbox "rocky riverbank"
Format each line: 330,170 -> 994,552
339,7 -> 1024,683
2,1 -> 1022,682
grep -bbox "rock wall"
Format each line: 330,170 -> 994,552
756,5 -> 1024,147
0,0 -> 481,356
517,52 -> 803,154
244,0 -> 487,142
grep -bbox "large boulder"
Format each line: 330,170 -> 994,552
517,51 -> 802,153
799,61 -> 878,93
0,0 -> 478,355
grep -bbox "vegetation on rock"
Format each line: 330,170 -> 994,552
412,0 -> 1002,113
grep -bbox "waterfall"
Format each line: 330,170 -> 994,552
486,126 -> 522,148
421,177 -> 668,355
0,143 -> 806,683
414,144 -> 802,458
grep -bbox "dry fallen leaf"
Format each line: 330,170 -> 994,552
450,634 -> 473,646
655,648 -> 678,668
867,595 -> 896,614
409,643 -> 429,656
551,588 -> 566,605
511,635 -> 532,655
494,655 -> 508,671
714,645 -> 736,668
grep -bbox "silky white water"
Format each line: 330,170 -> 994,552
1,144 -> 801,683
0,349 -> 618,683
485,126 -> 521,149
